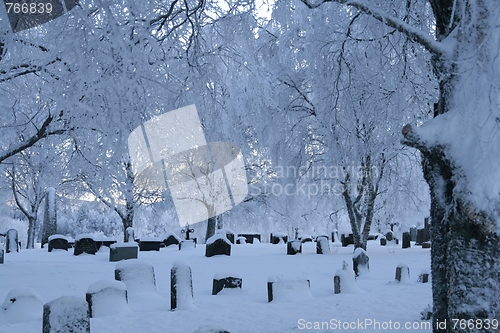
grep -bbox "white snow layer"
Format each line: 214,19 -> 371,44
172,261 -> 195,310
0,288 -> 44,323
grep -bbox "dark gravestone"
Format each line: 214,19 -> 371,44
163,233 -> 181,247
235,237 -> 247,244
287,240 -> 302,255
334,276 -> 341,294
341,233 -> 354,247
410,227 -> 417,242
316,236 -> 330,254
205,236 -> 231,257
0,247 -> 3,264
212,275 -> 242,295
138,238 -> 162,251
6,229 -> 19,253
125,227 -> 135,243
179,239 -> 196,250
109,243 -> 138,262
48,236 -> 69,252
385,231 -> 394,241
171,261 -> 194,310
402,232 -> 411,249
380,237 -> 387,246
237,233 -> 261,244
216,229 -> 235,244
416,228 -> 425,245
43,296 -> 90,333
267,277 -> 310,302
352,248 -> 369,276
422,242 -> 431,248
423,217 -> 430,242
270,233 -> 288,244
418,273 -> 429,283
86,280 -> 128,318
395,264 -> 410,282
73,236 -> 98,256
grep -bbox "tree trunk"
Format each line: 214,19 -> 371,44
26,216 -> 36,249
205,216 -> 216,242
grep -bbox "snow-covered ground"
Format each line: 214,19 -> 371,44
0,240 -> 432,332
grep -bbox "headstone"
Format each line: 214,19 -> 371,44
402,232 -> 411,249
0,245 -> 4,264
125,227 -> 135,243
333,261 -> 362,294
267,276 -> 311,302
270,232 -> 288,244
179,240 -> 196,250
115,260 -> 156,294
48,235 -> 69,252
0,288 -> 44,323
385,231 -> 394,241
73,235 -> 97,256
212,274 -> 242,295
395,264 -> 410,282
181,225 -> 195,241
109,243 -> 138,262
41,187 -> 57,248
6,229 -> 19,253
171,261 -> 194,310
352,248 -> 369,276
235,236 -> 246,244
380,237 -> 387,246
331,231 -> 340,244
416,228 -> 425,245
316,236 -> 330,254
422,242 -> 431,248
334,276 -> 341,294
340,233 -> 354,247
287,240 -> 302,255
205,234 -> 231,257
410,227 -> 417,242
86,280 -> 128,317
418,273 -> 429,283
162,232 -> 181,247
138,237 -> 162,251
237,233 -> 261,244
423,217 -> 430,242
298,234 -> 313,243
43,296 -> 90,333
216,229 -> 235,244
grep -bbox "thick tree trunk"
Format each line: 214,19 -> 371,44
26,216 -> 36,249
205,216 -> 216,242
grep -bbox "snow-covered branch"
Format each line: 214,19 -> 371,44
300,0 -> 450,57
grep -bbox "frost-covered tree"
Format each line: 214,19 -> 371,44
300,0 -> 500,330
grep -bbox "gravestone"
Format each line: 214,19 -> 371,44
171,261 -> 194,310
0,244 -> 3,264
235,236 -> 247,244
270,232 -> 288,244
0,288 -> 44,323
402,232 -> 411,249
267,276 -> 311,302
410,227 -> 417,242
205,235 -> 231,257
48,235 -> 69,252
109,243 -> 138,262
418,273 -> 429,283
341,233 -> 354,247
216,229 -> 235,244
287,240 -> 302,255
125,227 -> 135,243
422,242 -> 431,248
115,260 -> 156,294
380,237 -> 387,246
423,217 -> 430,242
334,261 -> 362,294
86,280 -> 128,317
73,235 -> 98,256
416,228 -> 425,245
43,296 -> 90,333
352,248 -> 369,276
395,264 -> 410,282
237,233 -> 261,244
162,232 -> 181,247
6,229 -> 19,253
316,236 -> 330,254
212,274 -> 242,295
181,224 -> 195,241
138,237 -> 162,251
179,239 -> 196,250
385,231 -> 394,241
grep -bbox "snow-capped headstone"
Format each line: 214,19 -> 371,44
48,235 -> 69,252
179,239 -> 196,250
409,226 -> 417,242
212,273 -> 242,295
418,269 -> 430,283
216,228 -> 235,244
380,237 -> 387,246
125,227 -> 135,243
171,261 -> 195,310
162,231 -> 181,247
86,280 -> 129,317
416,228 -> 425,245
0,288 -> 44,323
138,237 -> 162,251
352,248 -> 369,276
267,276 -> 312,302
73,234 -> 97,256
205,234 -> 231,257
270,232 -> 287,244
41,187 -> 57,248
341,233 -> 354,247
43,296 -> 90,333
115,259 -> 156,294
316,236 -> 330,254
395,264 -> 410,282
109,242 -> 138,262
334,261 -> 362,294
402,232 -> 411,249
6,229 -> 19,253
235,236 -> 246,244
287,240 -> 302,255
237,233 -> 260,244
385,231 -> 394,241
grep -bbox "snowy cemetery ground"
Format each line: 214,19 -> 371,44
0,240 -> 432,333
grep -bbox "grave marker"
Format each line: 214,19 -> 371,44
43,296 -> 90,333
6,229 -> 19,253
171,261 -> 194,310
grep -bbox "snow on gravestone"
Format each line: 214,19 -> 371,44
0,242 -> 4,264
0,288 -> 44,324
316,236 -> 330,254
267,276 -> 312,302
286,240 -> 302,255
352,248 -> 369,276
205,234 -> 231,257
171,261 -> 195,310
334,261 -> 362,294
114,259 -> 167,311
41,187 -> 57,248
125,227 -> 135,243
212,272 -> 242,295
6,229 -> 19,253
86,280 -> 129,317
42,296 -> 90,333
395,263 -> 410,283
162,231 -> 182,247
